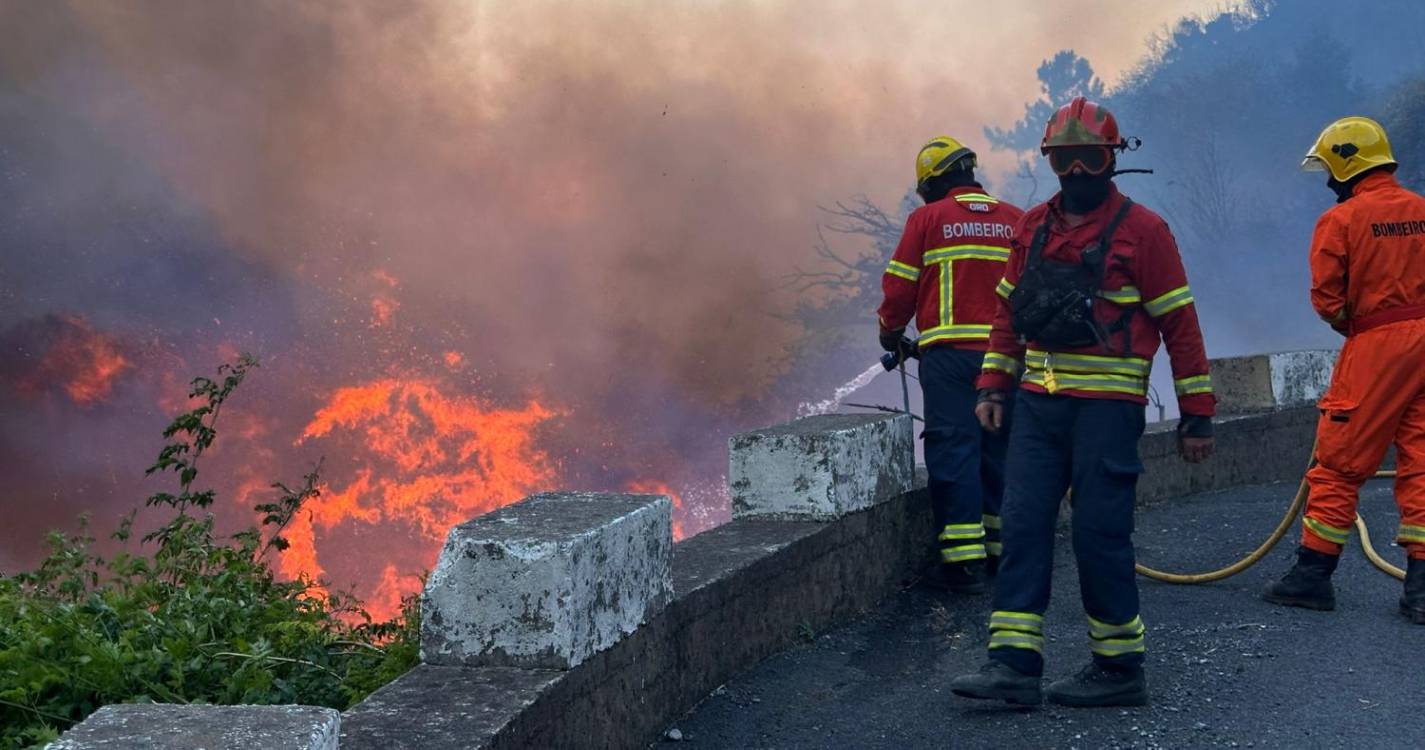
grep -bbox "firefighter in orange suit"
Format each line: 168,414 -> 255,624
877,136 -> 1023,594
1265,116 -> 1425,624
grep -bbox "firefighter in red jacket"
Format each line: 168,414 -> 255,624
949,98 -> 1216,707
877,136 -> 1024,593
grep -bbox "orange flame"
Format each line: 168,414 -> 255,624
286,378 -> 559,619
371,269 -> 400,288
13,315 -> 133,406
626,480 -> 685,540
370,295 -> 399,327
370,564 -> 418,622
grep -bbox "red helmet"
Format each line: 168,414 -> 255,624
1041,97 -> 1122,152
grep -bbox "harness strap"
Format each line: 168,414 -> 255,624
1081,199 -> 1134,269
1019,197 -> 1138,354
1089,200 -> 1136,355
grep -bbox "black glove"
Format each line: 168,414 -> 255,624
879,327 -> 905,354
1177,414 -> 1214,439
977,388 -> 1007,405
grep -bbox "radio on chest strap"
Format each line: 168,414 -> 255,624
1008,199 -> 1136,354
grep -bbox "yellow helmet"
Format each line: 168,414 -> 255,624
915,136 -> 976,188
1301,116 -> 1396,182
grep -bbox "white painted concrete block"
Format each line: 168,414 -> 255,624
420,492 -> 673,670
48,704 -> 340,750
1210,349 -> 1338,413
729,413 -> 914,520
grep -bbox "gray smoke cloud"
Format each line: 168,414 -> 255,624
0,0 -> 1222,588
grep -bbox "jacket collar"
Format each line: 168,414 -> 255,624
1046,182 -> 1124,231
1353,170 -> 1399,197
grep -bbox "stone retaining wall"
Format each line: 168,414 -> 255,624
340,355 -> 1334,748
55,351 -> 1340,749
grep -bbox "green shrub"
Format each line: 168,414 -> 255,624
0,356 -> 419,749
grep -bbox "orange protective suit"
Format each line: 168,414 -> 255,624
1305,171 -> 1425,560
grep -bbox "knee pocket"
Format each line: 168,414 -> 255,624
1315,399 -> 1376,478
1072,516 -> 1133,544
1070,457 -> 1140,539
1102,457 -> 1144,480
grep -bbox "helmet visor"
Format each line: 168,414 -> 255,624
1300,154 -> 1327,172
1047,146 -> 1113,176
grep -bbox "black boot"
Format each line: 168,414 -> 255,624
949,660 -> 1042,705
1263,547 -> 1339,611
927,560 -> 987,594
1046,662 -> 1148,707
1402,558 -> 1425,625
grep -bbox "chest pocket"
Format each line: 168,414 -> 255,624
1008,200 -> 1137,353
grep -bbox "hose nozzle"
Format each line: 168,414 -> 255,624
879,336 -> 920,371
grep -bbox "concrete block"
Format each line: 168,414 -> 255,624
729,413 -> 913,520
48,704 -> 339,750
420,492 -> 673,670
1210,350 -> 1338,414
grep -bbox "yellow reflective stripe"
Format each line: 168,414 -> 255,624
923,245 -> 1012,264
989,632 -> 1044,652
1174,374 -> 1214,396
954,192 -> 999,203
1144,285 -> 1194,317
1024,350 -> 1150,395
986,541 -> 1003,556
981,514 -> 1002,530
940,258 -> 953,327
1090,638 -> 1146,656
981,352 -> 1023,376
1098,286 -> 1142,305
939,523 -> 985,541
941,545 -> 987,562
1024,371 -> 1148,397
1025,349 -> 1152,377
1304,517 -> 1350,545
996,278 -> 1016,299
885,259 -> 920,281
1088,615 -> 1144,640
990,611 -> 1043,629
1396,524 -> 1425,543
918,324 -> 992,345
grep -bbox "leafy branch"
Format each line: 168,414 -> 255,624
0,356 -> 420,747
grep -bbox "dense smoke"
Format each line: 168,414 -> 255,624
0,0 -> 1221,597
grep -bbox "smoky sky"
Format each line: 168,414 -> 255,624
1,0 -> 1225,396
0,0 -> 1223,571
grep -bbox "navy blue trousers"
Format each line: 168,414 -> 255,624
919,346 -> 1009,564
986,390 -> 1147,676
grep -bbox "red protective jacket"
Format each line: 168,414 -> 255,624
877,185 -> 1024,351
975,185 -> 1216,417
1310,171 -> 1425,334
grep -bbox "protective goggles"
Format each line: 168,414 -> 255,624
1046,146 -> 1114,176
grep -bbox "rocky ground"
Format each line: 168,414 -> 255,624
668,481 -> 1425,749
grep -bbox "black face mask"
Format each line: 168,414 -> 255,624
1327,176 -> 1354,204
1058,173 -> 1113,214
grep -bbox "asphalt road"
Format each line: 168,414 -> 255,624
670,481 -> 1425,749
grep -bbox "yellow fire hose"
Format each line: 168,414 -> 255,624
1134,447 -> 1406,584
